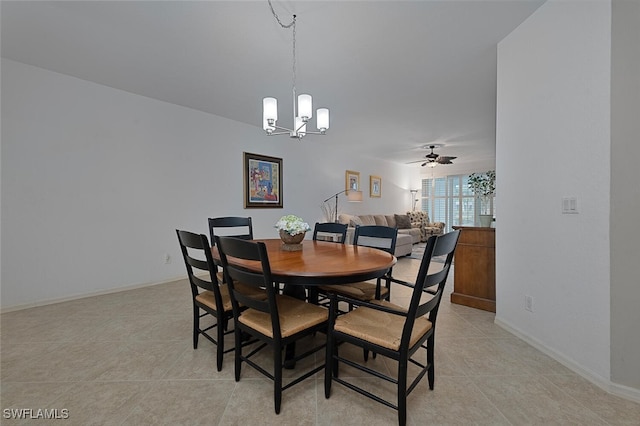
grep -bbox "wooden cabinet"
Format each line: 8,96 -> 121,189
450,226 -> 495,312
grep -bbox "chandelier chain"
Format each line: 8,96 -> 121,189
267,1 -> 297,108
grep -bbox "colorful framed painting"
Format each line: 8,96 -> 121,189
244,152 -> 283,208
370,175 -> 382,198
345,170 -> 360,193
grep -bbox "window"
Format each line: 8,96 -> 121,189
421,174 -> 491,230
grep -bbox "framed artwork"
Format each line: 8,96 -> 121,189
370,175 -> 382,197
244,152 -> 283,208
345,170 -> 360,193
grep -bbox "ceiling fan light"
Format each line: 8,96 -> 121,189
427,161 -> 438,168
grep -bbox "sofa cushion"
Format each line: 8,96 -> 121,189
373,215 -> 388,226
385,214 -> 397,228
394,214 -> 412,229
350,216 -> 363,227
358,215 -> 377,226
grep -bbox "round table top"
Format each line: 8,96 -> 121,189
214,239 -> 396,285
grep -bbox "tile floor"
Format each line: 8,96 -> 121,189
2,257 -> 639,425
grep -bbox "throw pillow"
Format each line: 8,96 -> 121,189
394,214 -> 412,229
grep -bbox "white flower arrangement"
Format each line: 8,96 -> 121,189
274,215 -> 311,236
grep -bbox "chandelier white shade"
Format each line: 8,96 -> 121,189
263,95 -> 329,138
262,3 -> 329,139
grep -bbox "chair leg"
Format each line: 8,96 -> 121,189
325,332 -> 334,398
193,306 -> 200,349
216,314 -> 224,372
427,336 -> 435,390
398,359 -> 408,426
274,343 -> 283,414
234,328 -> 242,382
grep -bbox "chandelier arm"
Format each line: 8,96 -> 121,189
270,124 -> 294,133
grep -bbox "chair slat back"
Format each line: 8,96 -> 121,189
402,230 -> 460,344
214,236 -> 280,330
208,217 -> 254,244
312,222 -> 348,244
176,229 -> 219,295
353,225 -> 398,255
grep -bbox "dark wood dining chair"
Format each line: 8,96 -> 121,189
307,222 -> 349,305
208,216 -> 254,243
324,230 -> 460,426
312,222 -> 348,243
176,230 -> 263,371
318,225 -> 398,308
208,216 -> 254,283
215,235 -> 329,414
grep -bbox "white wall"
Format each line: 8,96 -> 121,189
496,0 -> 611,383
0,59 -> 418,310
610,0 -> 640,391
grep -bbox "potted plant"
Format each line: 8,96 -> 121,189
274,215 -> 311,251
468,170 -> 495,227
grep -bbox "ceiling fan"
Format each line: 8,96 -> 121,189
408,145 -> 457,167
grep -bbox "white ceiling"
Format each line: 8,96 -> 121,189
1,0 -> 545,173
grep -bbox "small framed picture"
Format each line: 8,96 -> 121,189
370,175 -> 382,197
244,152 -> 283,208
345,170 -> 360,193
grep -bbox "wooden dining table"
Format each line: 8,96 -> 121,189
212,238 -> 397,287
212,238 -> 396,367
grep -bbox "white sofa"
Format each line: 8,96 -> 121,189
337,213 -> 420,257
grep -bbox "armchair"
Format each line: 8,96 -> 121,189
406,211 -> 445,241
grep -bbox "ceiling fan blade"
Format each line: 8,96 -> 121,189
436,157 -> 455,164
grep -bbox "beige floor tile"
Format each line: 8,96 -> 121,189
319,377 -> 400,426
123,380 -> 234,425
48,381 -> 155,426
475,375 -> 608,425
407,376 -> 511,425
219,378 -> 317,425
2,256 -> 638,425
89,340 -> 188,381
543,374 -> 640,425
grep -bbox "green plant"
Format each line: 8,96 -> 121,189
468,170 -> 495,215
468,170 -> 495,197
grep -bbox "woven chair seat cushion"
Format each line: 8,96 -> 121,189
239,295 -> 328,338
195,282 -> 264,312
319,281 -> 389,301
334,300 -> 432,350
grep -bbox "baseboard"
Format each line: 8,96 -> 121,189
494,317 -> 640,404
0,274 -> 188,314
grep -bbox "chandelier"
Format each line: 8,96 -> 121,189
262,2 -> 329,139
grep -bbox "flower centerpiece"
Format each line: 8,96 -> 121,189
468,170 -> 496,227
274,214 -> 310,251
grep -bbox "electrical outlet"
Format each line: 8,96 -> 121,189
164,253 -> 171,264
525,295 -> 533,312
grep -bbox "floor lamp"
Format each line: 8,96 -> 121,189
322,190 -> 363,222
410,189 -> 419,211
